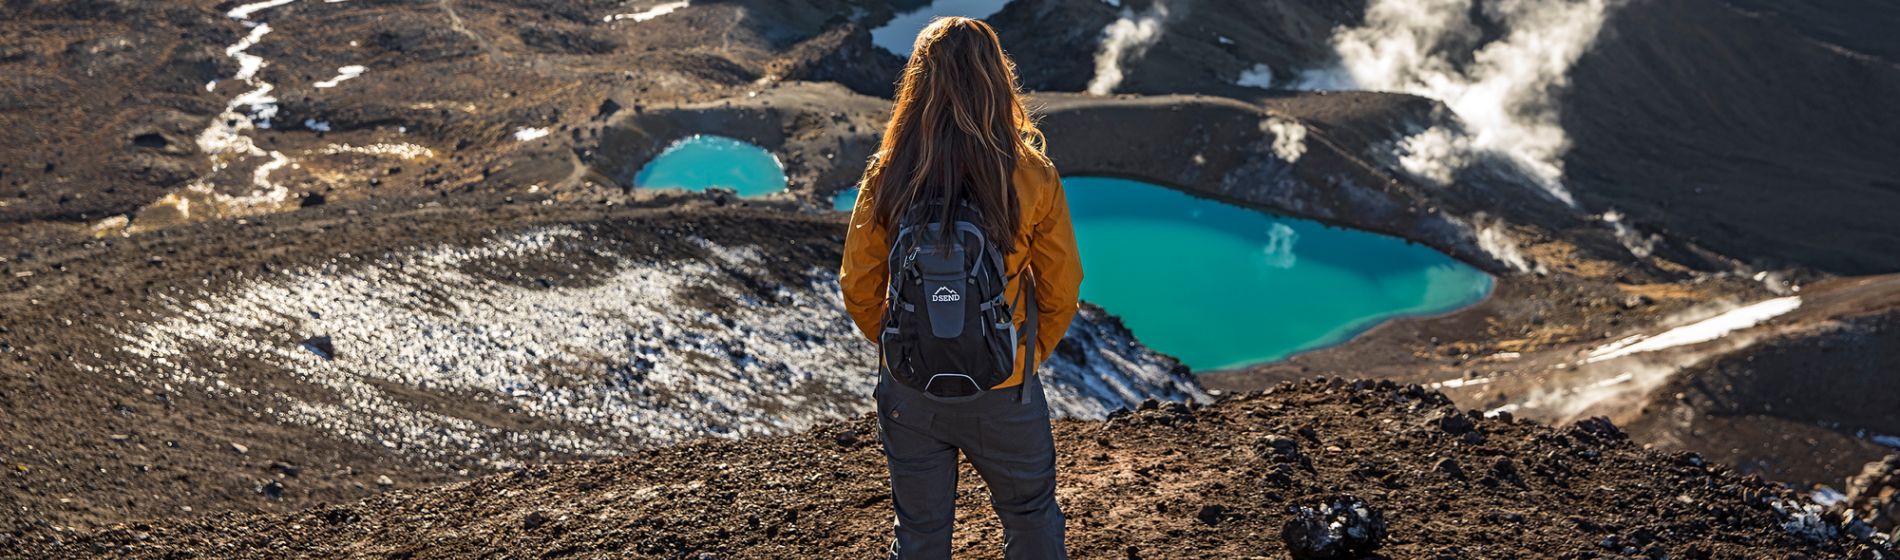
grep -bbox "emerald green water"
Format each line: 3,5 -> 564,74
1063,177 -> 1491,370
635,135 -> 786,197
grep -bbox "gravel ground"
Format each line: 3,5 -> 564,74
15,379 -> 1890,558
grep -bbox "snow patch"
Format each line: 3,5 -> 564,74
1484,403 -> 1518,417
604,1 -> 689,23
251,151 -> 291,196
514,127 -> 551,142
316,143 -> 436,159
1584,297 -> 1802,363
226,22 -> 275,82
313,65 -> 367,88
228,0 -> 298,20
1429,376 -> 1493,389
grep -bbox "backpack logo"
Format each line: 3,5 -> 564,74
931,286 -> 961,302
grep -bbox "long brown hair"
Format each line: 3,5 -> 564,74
864,17 -> 1046,252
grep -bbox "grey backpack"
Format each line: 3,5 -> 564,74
880,199 -> 1037,402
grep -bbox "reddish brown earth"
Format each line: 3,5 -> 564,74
13,380 -> 1888,558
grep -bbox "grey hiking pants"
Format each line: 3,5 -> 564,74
874,370 -> 1067,560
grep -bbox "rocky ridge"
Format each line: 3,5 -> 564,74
12,380 -> 1891,558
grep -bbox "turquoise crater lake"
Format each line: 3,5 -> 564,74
649,141 -> 1490,371
1062,177 -> 1491,370
635,135 -> 787,197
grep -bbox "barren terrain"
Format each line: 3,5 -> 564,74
3,0 -> 1899,555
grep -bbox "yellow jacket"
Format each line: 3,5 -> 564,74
840,156 -> 1083,388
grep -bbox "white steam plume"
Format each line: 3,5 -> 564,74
1236,64 -> 1275,88
1449,213 -> 1543,273
1300,0 -> 1625,206
1598,209 -> 1659,258
1395,125 -> 1470,185
1263,116 -> 1307,163
1087,3 -> 1170,95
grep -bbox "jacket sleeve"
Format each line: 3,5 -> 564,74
840,182 -> 890,343
1028,168 -> 1083,364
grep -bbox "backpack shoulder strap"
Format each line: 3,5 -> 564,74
1016,269 -> 1038,404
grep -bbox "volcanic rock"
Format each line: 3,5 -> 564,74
1436,412 -> 1476,435
1196,504 -> 1227,526
1281,495 -> 1387,560
301,336 -> 336,360
1842,455 -> 1900,533
1432,457 -> 1465,479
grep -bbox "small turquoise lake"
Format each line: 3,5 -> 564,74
635,135 -> 787,197
644,142 -> 1491,371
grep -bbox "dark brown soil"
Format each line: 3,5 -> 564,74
14,380 -> 1885,558
0,0 -> 232,224
0,189 -> 843,537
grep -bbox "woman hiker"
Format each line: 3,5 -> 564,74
840,16 -> 1084,560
